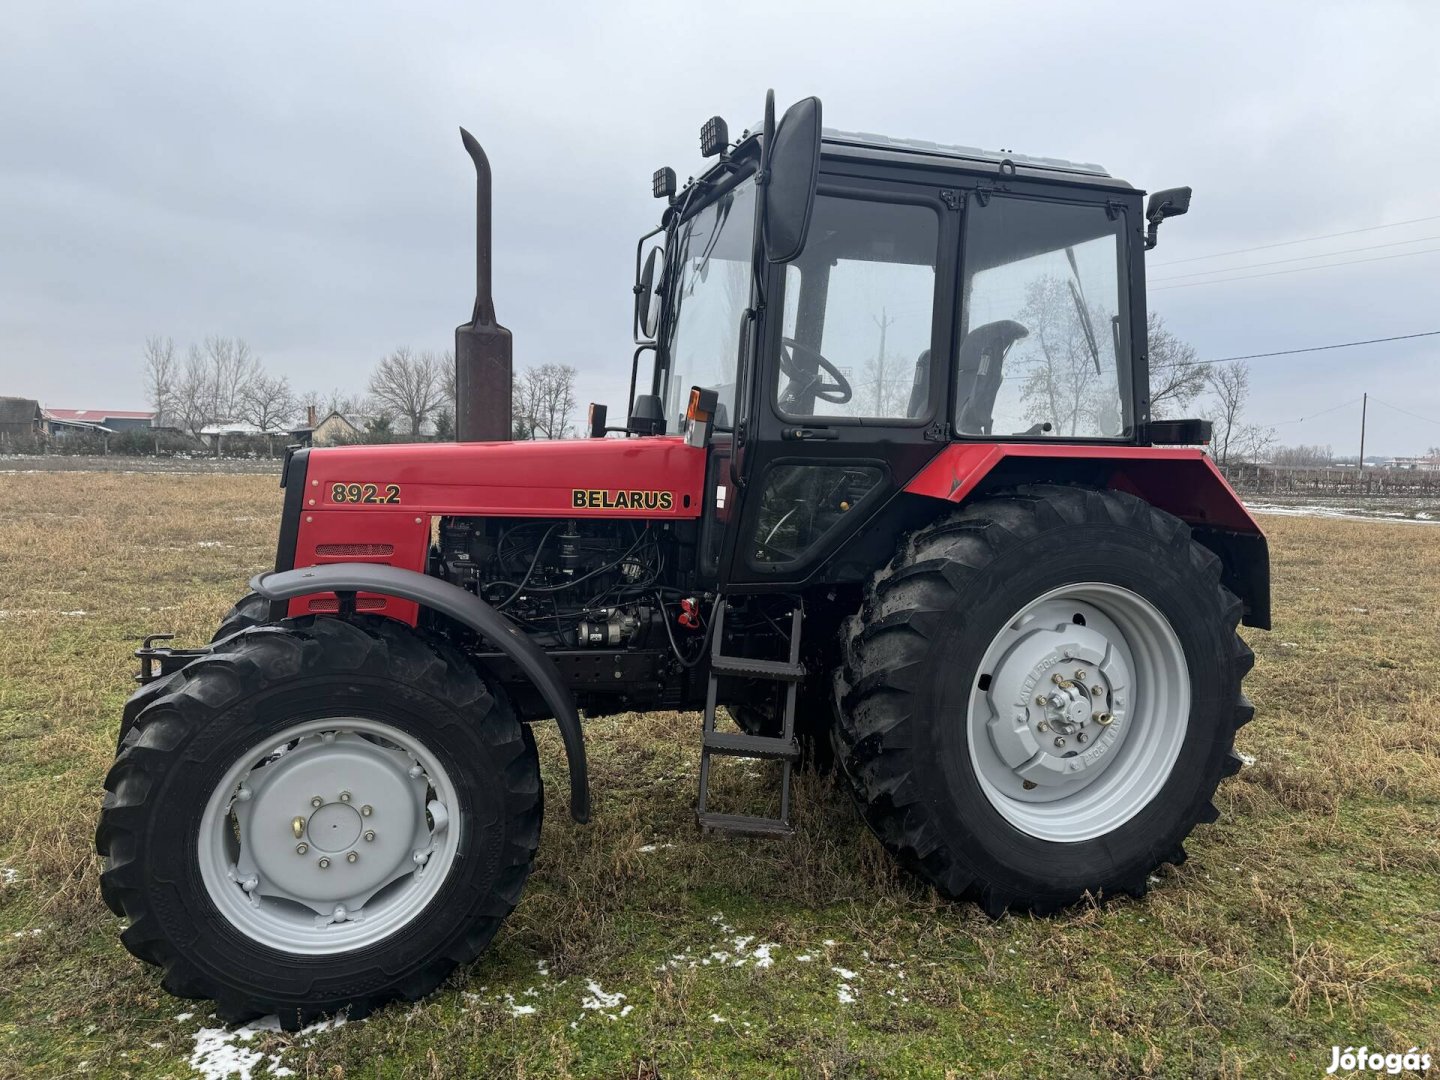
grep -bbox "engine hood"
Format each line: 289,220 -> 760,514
300,435 -> 707,519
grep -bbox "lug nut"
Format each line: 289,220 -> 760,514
296,843 -> 309,855
1077,732 -> 1088,744
346,851 -> 358,863
364,830 -> 375,842
318,857 -> 331,869
361,805 -> 373,817
1035,695 -> 1046,706
1053,736 -> 1066,748
1037,721 -> 1050,733
1074,669 -> 1086,680
1051,673 -> 1064,685
1092,684 -> 1104,697
339,791 -> 351,803
311,796 -> 324,808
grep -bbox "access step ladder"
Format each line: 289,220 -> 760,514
696,598 -> 804,838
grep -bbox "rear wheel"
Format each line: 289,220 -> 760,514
97,617 -> 541,1027
835,485 -> 1253,915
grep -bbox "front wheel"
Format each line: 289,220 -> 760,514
835,485 -> 1253,915
97,617 -> 542,1027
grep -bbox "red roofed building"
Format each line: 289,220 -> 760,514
42,408 -> 157,436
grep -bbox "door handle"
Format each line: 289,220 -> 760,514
781,427 -> 838,441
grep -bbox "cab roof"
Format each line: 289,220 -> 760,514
819,127 -> 1133,190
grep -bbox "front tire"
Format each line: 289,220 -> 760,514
97,617 -> 541,1027
835,485 -> 1253,915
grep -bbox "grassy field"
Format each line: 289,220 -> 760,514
0,470 -> 1437,1079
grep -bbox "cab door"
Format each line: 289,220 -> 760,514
719,176 -> 958,588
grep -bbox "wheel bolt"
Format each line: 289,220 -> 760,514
346,851 -> 358,863
1077,732 -> 1088,744
311,796 -> 323,808
1035,695 -> 1046,706
318,857 -> 330,869
1053,736 -> 1066,748
361,805 -> 373,817
1092,685 -> 1104,697
1037,721 -> 1050,733
1051,673 -> 1064,685
296,843 -> 309,855
339,791 -> 351,803
364,830 -> 375,842
1074,669 -> 1086,680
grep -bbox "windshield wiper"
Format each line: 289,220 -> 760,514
1065,246 -> 1103,376
684,193 -> 735,297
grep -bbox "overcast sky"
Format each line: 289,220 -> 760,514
2,0 -> 1437,455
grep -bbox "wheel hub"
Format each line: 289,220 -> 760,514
984,616 -> 1132,789
224,729 -> 447,927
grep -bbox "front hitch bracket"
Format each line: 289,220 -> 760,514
135,634 -> 210,684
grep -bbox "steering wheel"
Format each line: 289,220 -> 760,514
779,337 -> 852,407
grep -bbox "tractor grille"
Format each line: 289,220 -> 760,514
314,543 -> 395,557
307,597 -> 388,613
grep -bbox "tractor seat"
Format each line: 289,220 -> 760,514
954,320 -> 1029,435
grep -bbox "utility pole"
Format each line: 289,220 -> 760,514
871,308 -> 896,414
1358,392 -> 1367,473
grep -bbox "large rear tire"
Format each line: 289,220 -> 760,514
97,617 -> 541,1027
834,485 -> 1253,916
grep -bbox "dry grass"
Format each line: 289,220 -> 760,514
0,471 -> 1438,1078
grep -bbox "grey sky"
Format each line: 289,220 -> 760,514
2,0 -> 1437,455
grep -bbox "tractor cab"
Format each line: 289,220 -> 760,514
625,96 -> 1190,588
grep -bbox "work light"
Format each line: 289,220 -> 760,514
652,166 -> 676,199
699,116 -> 728,158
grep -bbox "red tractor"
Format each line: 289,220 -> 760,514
98,93 -> 1267,1027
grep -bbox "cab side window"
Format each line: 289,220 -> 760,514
776,194 -> 940,421
957,197 -> 1129,439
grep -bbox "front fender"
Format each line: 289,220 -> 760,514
251,563 -> 590,824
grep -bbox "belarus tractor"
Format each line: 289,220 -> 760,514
97,92 -> 1268,1027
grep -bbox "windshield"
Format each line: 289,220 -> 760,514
661,178 -> 756,433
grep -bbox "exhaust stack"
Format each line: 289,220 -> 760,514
455,127 -> 513,442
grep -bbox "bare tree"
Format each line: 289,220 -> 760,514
1271,443 -> 1335,467
1146,314 -> 1206,418
1232,423 -> 1277,465
435,349 -> 456,440
142,336 -> 177,429
1205,360 -> 1250,466
368,347 -> 442,436
200,336 -> 261,422
513,363 -> 578,439
173,345 -> 215,439
240,373 -> 297,454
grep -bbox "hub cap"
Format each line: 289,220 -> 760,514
197,717 -> 459,954
966,583 -> 1190,842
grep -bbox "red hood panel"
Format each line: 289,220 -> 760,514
303,436 -> 706,518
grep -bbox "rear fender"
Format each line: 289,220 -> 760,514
904,444 -> 1271,629
251,563 -> 591,823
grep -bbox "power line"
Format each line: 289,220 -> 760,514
1272,397 -> 1363,425
1368,396 -> 1440,428
1197,330 -> 1440,366
1150,214 -> 1440,267
1150,245 -> 1440,290
1150,233 -> 1440,283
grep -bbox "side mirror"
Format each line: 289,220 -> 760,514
587,403 -> 608,439
634,245 -> 666,340
763,95 -> 823,264
1144,186 -> 1192,250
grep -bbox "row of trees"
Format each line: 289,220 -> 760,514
142,337 -> 580,444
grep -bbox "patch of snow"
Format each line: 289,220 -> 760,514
189,1014 -> 344,1080
837,985 -> 857,1004
581,980 -> 626,1018
1249,503 -> 1440,527
195,541 -> 227,548
795,953 -> 814,962
1280,642 -> 1298,649
0,867 -> 20,885
174,1012 -> 194,1022
59,610 -> 88,617
537,959 -> 550,976
1237,751 -> 1257,767
832,966 -> 857,981
822,939 -> 836,947
637,843 -> 674,853
710,1013 -> 727,1023
10,928 -> 42,939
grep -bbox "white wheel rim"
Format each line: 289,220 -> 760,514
197,716 -> 461,954
966,583 -> 1190,842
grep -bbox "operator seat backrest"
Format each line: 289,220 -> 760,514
955,320 -> 1028,435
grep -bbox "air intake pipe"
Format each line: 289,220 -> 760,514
455,128 -> 513,442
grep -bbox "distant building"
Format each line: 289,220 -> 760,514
1389,455 -> 1440,472
0,397 -> 43,444
43,408 -> 155,435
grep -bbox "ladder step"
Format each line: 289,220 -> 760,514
697,812 -> 794,838
710,655 -> 805,682
703,731 -> 801,761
